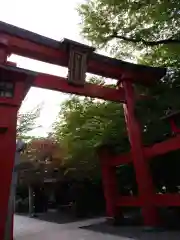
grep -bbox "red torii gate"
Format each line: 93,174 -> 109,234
0,21 -> 178,239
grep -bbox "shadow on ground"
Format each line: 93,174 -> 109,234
21,211 -> 102,224
80,221 -> 180,240
34,212 -> 85,224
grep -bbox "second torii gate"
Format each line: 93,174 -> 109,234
0,21 -> 171,239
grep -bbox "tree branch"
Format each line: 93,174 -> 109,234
109,33 -> 180,46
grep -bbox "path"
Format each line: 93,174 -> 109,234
14,214 -> 180,240
14,215 -> 122,240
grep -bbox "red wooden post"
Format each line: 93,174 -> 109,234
0,22 -> 167,233
0,66 -> 33,239
121,80 -> 160,227
101,165 -> 118,218
97,146 -> 122,223
0,105 -> 18,240
169,119 -> 180,134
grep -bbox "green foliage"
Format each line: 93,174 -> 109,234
78,0 -> 180,71
77,0 -> 180,144
134,71 -> 180,145
76,0 -> 180,191
53,93 -> 129,179
78,0 -> 180,57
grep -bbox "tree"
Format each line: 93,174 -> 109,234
78,0 -> 180,63
19,137 -> 64,185
17,105 -> 41,140
77,0 -> 180,142
53,89 -> 130,180
77,0 -> 180,193
25,137 -> 63,165
16,104 -> 42,179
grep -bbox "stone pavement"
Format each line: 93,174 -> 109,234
14,214 -> 180,240
14,215 -> 122,240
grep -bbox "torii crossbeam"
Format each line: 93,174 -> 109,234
0,21 -> 167,239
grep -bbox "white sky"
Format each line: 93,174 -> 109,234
0,0 -> 85,137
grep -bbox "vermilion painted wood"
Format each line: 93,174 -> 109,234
121,80 -> 160,226
0,64 -> 126,102
1,21 -> 178,232
33,74 -> 126,102
145,135 -> 180,159
0,32 -> 162,84
0,68 -> 32,240
0,105 -> 17,240
109,135 -> 180,166
161,111 -> 180,134
153,194 -> 180,207
169,119 -> 180,134
98,148 -> 121,219
116,194 -> 180,207
101,165 -> 119,218
0,21 -> 166,85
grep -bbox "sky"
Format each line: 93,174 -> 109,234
0,0 -> 85,137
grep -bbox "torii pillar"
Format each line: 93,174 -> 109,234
0,62 -> 33,239
121,79 -> 160,226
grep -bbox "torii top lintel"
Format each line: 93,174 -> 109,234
0,21 -> 166,85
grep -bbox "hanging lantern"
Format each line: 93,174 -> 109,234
61,38 -> 95,86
